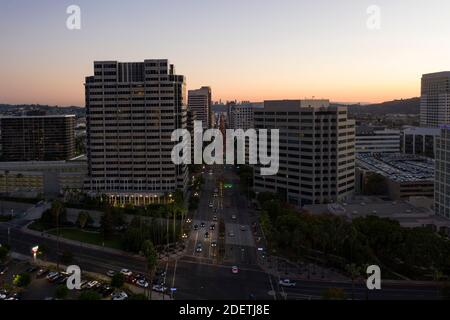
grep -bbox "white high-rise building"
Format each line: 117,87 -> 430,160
188,86 -> 212,129
420,72 -> 450,127
435,126 -> 450,219
227,102 -> 255,130
85,59 -> 188,205
253,100 -> 355,206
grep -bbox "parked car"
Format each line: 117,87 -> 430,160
106,270 -> 116,277
120,269 -> 132,276
152,284 -> 167,293
210,224 -> 215,230
137,279 -> 149,288
279,279 -> 296,287
196,244 -> 203,253
0,265 -> 8,275
231,215 -> 237,220
228,231 -> 235,237
26,266 -> 39,273
231,266 -> 239,274
111,291 -> 128,300
212,215 -> 218,221
36,268 -> 48,277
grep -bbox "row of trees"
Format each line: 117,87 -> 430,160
258,192 -> 450,280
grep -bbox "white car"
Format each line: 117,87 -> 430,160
228,231 -> 235,237
231,215 -> 237,220
106,270 -> 116,277
152,284 -> 167,293
111,291 -> 128,300
120,269 -> 132,276
209,203 -> 213,208
231,266 -> 239,274
137,279 -> 149,288
279,279 -> 296,287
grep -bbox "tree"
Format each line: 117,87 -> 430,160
13,273 -> 31,287
100,207 -> 114,239
50,200 -> 67,227
142,240 -> 158,299
60,250 -> 73,265
0,244 -> 9,263
111,273 -> 125,289
37,244 -> 48,261
77,211 -> 92,229
55,284 -> 69,299
79,290 -> 102,300
322,287 -> 346,300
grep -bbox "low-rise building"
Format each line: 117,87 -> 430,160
356,126 -> 401,154
0,155 -> 87,198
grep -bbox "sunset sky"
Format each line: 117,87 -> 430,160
1,0 -> 450,106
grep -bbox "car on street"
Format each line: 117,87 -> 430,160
196,244 -> 203,253
231,266 -> 239,274
120,269 -> 132,276
204,231 -> 209,238
200,222 -> 205,228
182,233 -> 188,239
209,203 -> 213,208
0,290 -> 7,300
231,214 -> 237,220
111,291 -> 128,300
228,231 -> 235,237
279,279 -> 297,287
240,225 -> 246,231
193,224 -> 198,230
212,215 -> 218,221
210,224 -> 215,230
106,270 -> 116,277
46,272 -> 59,282
211,240 -> 217,247
186,218 -> 192,223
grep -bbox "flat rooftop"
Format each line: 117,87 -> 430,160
356,153 -> 434,183
304,196 -> 450,229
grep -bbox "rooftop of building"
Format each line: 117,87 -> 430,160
402,126 -> 441,135
0,114 -> 76,119
304,196 -> 450,228
356,125 -> 400,136
356,153 -> 434,183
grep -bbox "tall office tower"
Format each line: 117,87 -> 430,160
434,126 -> 450,219
188,86 -> 212,129
227,102 -> 255,130
420,72 -> 450,127
253,100 -> 355,206
186,109 -> 197,165
355,126 -> 400,154
85,59 -> 188,206
0,115 -> 76,161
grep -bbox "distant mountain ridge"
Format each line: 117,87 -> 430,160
336,97 -> 420,115
1,97 -> 421,116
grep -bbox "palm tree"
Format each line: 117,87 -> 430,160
142,240 -> 158,299
50,200 -> 65,270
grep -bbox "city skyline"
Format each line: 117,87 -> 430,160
1,0 -> 450,106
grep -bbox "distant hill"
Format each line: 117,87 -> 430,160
342,98 -> 420,115
0,104 -> 85,117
